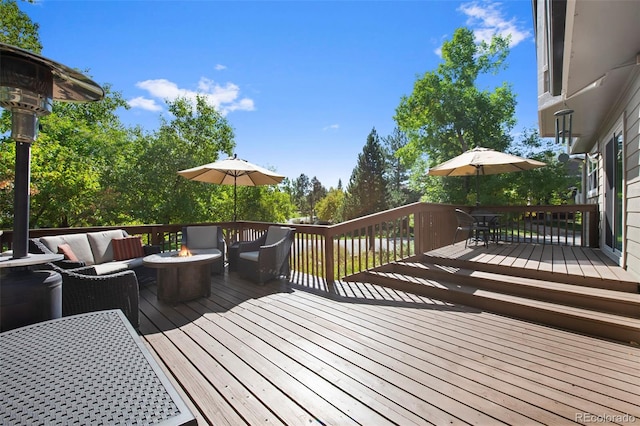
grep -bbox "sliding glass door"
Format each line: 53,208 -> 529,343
604,129 -> 623,258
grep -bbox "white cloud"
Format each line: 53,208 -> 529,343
458,1 -> 531,47
215,64 -> 227,71
130,77 -> 255,116
323,124 -> 339,131
136,79 -> 185,99
127,96 -> 163,112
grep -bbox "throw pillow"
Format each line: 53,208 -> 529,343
112,236 -> 145,261
57,243 -> 79,262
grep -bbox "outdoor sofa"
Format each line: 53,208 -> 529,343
29,229 -> 159,278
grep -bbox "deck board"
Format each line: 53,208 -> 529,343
552,245 -> 568,274
138,247 -> 640,425
288,288 -> 640,415
561,246 -> 585,277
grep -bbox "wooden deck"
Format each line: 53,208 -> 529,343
424,242 -> 639,292
138,255 -> 640,425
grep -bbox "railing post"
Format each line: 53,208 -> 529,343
324,228 -> 334,284
414,208 -> 424,255
151,226 -> 163,247
589,206 -> 599,248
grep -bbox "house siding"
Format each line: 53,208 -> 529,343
624,76 -> 640,281
594,72 -> 640,280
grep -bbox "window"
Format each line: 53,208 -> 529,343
586,152 -> 599,198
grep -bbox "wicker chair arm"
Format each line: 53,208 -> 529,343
237,232 -> 268,253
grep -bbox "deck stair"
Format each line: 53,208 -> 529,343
346,256 -> 640,345
422,245 -> 640,293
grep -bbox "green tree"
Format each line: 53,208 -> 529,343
291,174 -> 311,218
1,82 -> 132,228
382,128 -> 421,207
237,185 -> 294,223
507,128 -> 580,205
315,187 -> 344,224
0,0 -> 41,53
343,128 -> 389,219
124,95 -> 235,224
394,27 -> 516,205
308,176 -> 327,219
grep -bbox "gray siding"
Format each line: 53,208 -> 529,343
596,72 -> 640,280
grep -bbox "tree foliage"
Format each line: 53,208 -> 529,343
315,187 -> 344,224
309,176 -> 327,218
507,128 -> 580,205
382,128 -> 421,208
121,96 -> 235,224
0,0 -> 41,52
343,128 -> 389,219
288,173 -> 310,218
394,27 -> 516,205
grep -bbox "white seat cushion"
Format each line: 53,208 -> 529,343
189,248 -> 222,256
87,230 -> 127,264
40,234 -> 95,265
238,251 -> 259,262
92,262 -> 128,275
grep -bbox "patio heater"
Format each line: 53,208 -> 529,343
0,43 -> 104,330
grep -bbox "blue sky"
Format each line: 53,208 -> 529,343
24,0 -> 536,189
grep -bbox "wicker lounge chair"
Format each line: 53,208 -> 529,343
236,226 -> 295,284
45,263 -> 140,328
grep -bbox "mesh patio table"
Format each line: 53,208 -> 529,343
0,310 -> 196,425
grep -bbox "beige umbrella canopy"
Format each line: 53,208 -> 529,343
428,147 -> 546,205
178,154 -> 285,221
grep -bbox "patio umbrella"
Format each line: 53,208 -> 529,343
428,147 -> 546,205
178,154 -> 285,221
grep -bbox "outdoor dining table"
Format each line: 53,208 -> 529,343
471,211 -> 503,243
0,309 -> 196,425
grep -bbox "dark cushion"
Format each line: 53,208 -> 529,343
112,236 -> 145,261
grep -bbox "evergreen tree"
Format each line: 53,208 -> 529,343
343,128 -> 389,219
382,128 -> 421,207
292,174 -> 311,218
308,176 -> 327,220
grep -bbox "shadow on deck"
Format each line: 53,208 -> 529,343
138,254 -> 640,425
349,242 -> 640,345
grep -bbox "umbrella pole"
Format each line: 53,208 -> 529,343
233,176 -> 237,222
476,167 -> 480,207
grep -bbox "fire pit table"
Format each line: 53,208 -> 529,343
143,251 -> 220,303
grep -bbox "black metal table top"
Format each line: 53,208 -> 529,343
0,310 -> 195,426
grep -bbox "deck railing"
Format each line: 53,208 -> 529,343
1,203 -> 598,283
